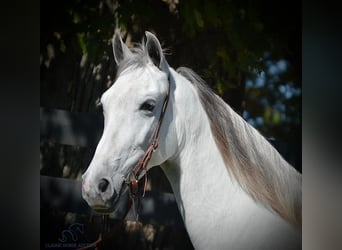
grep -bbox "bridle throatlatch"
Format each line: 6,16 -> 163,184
125,72 -> 171,219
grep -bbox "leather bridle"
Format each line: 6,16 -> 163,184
125,72 -> 171,201
77,71 -> 171,250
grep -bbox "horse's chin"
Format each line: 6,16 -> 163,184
92,206 -> 116,214
91,184 -> 131,217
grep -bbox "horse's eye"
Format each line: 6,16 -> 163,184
140,101 -> 155,112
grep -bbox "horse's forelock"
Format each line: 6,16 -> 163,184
114,45 -> 149,81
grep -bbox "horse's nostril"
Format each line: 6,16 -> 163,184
98,178 -> 110,193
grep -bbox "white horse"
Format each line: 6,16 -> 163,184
82,31 -> 302,249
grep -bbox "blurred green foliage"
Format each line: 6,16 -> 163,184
41,0 -> 301,167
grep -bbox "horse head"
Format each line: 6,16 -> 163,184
82,31 -> 177,213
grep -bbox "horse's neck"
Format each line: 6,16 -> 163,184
161,70 -> 301,249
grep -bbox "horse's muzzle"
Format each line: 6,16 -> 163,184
82,177 -> 131,215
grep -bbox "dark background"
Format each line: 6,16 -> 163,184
40,1 -> 302,248
2,0 -> 342,249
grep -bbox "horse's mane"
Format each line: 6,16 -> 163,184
176,67 -> 302,227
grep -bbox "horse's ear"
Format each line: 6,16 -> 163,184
145,31 -> 165,69
112,30 -> 131,64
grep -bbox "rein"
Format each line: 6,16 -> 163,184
78,72 -> 171,250
76,215 -> 108,250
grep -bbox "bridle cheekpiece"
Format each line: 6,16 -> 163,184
124,71 -> 171,211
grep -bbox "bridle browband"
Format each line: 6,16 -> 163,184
77,70 -> 171,250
